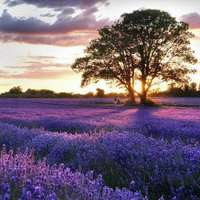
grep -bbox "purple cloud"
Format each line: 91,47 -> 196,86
6,0 -> 109,10
181,12 -> 200,29
0,10 -> 51,34
0,31 -> 98,46
0,9 -> 109,34
0,1 -> 110,46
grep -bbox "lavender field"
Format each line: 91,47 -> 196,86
0,98 -> 200,200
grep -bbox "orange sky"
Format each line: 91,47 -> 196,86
0,0 -> 200,93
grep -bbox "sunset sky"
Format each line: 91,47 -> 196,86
0,0 -> 200,93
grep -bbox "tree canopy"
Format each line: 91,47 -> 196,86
72,9 -> 197,104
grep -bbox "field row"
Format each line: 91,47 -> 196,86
0,149 -> 144,200
0,122 -> 200,199
0,106 -> 200,143
1,99 -> 200,199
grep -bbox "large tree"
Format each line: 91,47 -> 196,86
72,22 -> 139,103
122,10 -> 197,103
72,9 -> 197,104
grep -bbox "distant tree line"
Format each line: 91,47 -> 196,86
151,82 -> 200,97
0,86 -> 125,98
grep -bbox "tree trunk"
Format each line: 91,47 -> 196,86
140,92 -> 147,104
140,79 -> 147,104
128,85 -> 136,103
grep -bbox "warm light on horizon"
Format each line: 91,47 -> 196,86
0,0 -> 200,93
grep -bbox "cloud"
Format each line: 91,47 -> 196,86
0,10 -> 51,34
11,69 -> 70,79
0,1 -> 110,46
8,62 -> 67,70
0,69 -> 70,79
27,56 -> 56,60
0,70 -> 8,77
0,56 -> 73,79
0,9 -> 109,34
181,12 -> 200,29
6,0 -> 109,10
0,1 -> 110,81
39,13 -> 57,18
7,55 -> 69,70
0,31 -> 98,46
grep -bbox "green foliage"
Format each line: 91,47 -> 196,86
8,86 -> 23,95
152,82 -> 200,97
96,88 -> 105,97
71,9 -> 197,104
0,87 -> 124,98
